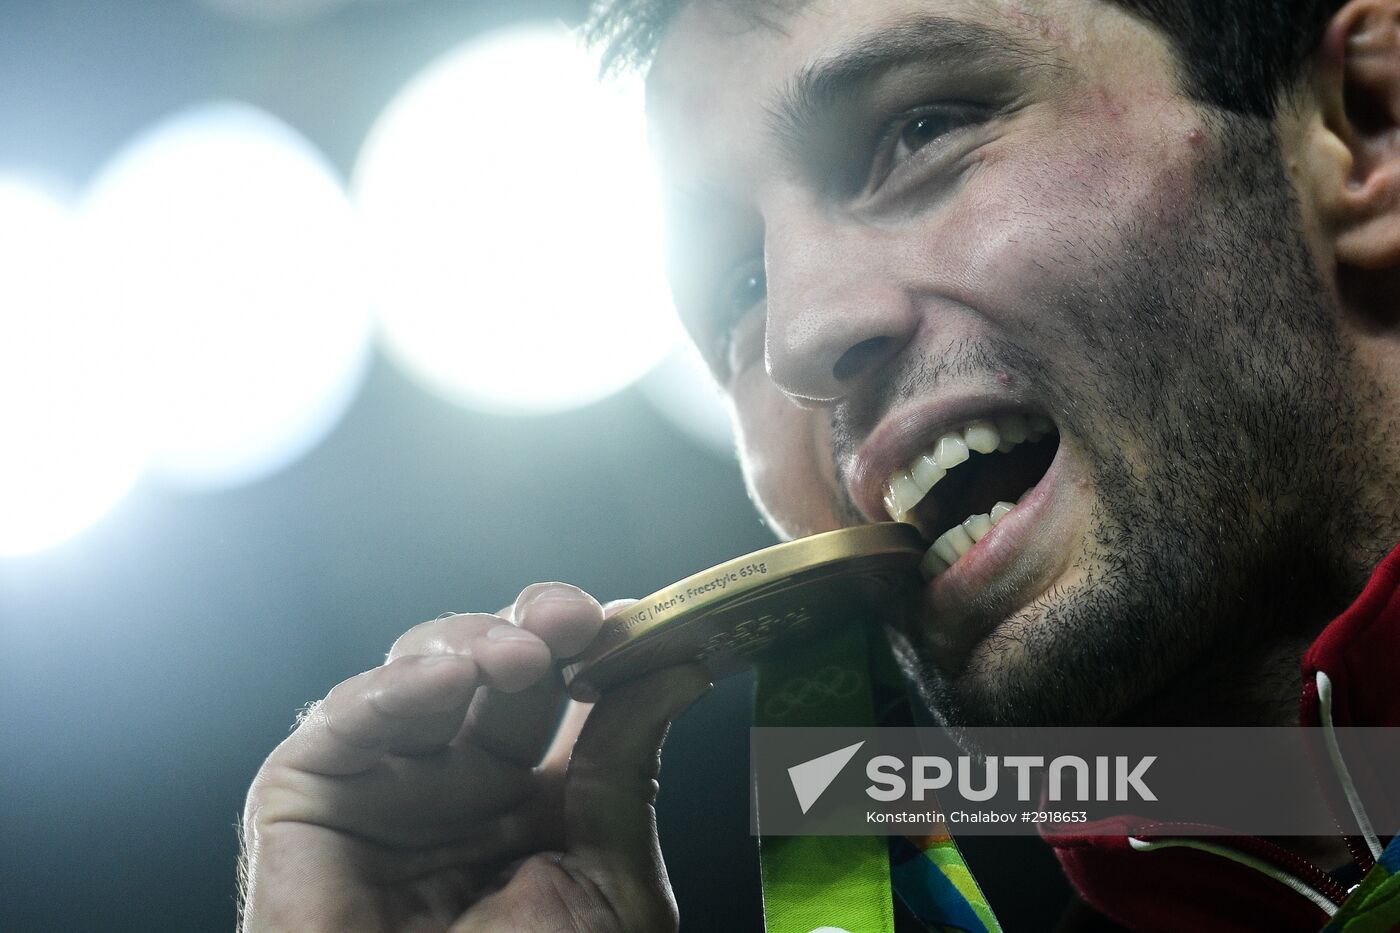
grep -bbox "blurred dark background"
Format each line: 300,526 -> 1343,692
0,1 -> 1069,929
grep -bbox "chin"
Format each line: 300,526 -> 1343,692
888,582 -> 1161,731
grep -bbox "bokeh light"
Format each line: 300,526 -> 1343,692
0,178 -> 145,556
83,101 -> 373,489
639,343 -> 736,457
353,24 -> 681,416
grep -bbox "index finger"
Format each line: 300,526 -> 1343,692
272,652 -> 481,776
510,583 -> 609,657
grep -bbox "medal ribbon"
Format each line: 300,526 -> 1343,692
752,622 -> 1001,933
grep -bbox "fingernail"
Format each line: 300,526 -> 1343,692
485,624 -> 538,642
514,582 -> 596,618
602,597 -> 639,617
518,592 -> 577,615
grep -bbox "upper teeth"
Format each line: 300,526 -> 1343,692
880,413 -> 1056,580
881,413 -> 1053,522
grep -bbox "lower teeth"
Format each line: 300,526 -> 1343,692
920,499 -> 1017,579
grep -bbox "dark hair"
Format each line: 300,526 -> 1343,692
585,0 -> 1345,116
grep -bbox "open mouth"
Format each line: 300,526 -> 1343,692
880,413 -> 1061,579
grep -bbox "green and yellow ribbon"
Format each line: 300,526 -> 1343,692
753,622 -> 1000,933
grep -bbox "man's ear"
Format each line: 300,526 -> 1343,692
1314,0 -> 1400,270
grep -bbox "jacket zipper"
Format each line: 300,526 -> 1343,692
1130,820 -> 1352,905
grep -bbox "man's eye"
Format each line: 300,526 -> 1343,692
882,105 -> 981,178
725,265 -> 767,314
710,260 -> 766,371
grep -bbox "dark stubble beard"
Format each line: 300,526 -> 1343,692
848,113 -> 1392,729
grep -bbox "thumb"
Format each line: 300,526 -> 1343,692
564,663 -> 712,911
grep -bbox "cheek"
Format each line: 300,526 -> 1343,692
731,373 -> 845,539
929,100 -> 1204,316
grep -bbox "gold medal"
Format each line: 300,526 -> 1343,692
561,523 -> 925,700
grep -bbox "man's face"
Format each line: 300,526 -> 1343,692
648,0 -> 1366,726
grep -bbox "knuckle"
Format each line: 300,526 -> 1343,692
389,612 -> 502,660
321,669 -> 372,712
317,682 -> 386,746
246,772 -> 321,832
388,618 -> 439,658
244,762 -> 308,822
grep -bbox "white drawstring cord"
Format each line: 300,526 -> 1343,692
1315,670 -> 1385,862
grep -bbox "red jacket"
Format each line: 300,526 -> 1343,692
1046,547 -> 1400,931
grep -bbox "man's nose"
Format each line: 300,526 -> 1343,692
763,218 -> 918,406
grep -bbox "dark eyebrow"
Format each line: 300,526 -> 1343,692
766,14 -> 1052,159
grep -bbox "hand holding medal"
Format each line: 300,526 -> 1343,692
562,524 -> 1002,933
